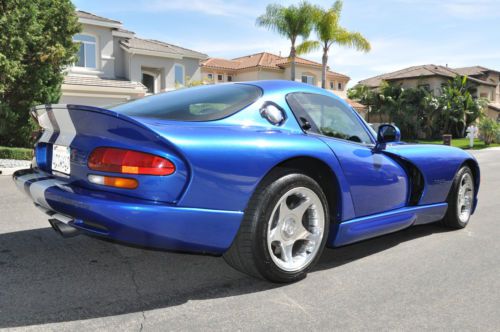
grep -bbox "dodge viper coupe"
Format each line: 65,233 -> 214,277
14,80 -> 480,283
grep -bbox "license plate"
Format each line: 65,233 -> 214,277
52,144 -> 71,175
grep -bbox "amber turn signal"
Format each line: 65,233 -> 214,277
88,174 -> 138,189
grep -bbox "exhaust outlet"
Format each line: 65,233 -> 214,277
48,219 -> 80,238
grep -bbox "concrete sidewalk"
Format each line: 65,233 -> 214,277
0,159 -> 31,176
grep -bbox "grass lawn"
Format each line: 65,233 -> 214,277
0,146 -> 33,160
416,138 -> 500,150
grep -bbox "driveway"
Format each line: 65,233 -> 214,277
0,149 -> 499,331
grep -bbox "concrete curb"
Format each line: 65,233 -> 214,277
0,167 -> 27,176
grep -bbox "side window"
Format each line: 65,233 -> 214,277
73,34 -> 96,68
174,64 -> 185,85
286,93 -> 373,144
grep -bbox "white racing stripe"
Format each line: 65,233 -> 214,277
52,107 -> 76,146
29,179 -> 64,209
39,129 -> 54,142
14,173 -> 41,192
37,108 -> 53,130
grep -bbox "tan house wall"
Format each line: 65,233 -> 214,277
477,84 -> 496,102
391,77 -> 448,95
201,64 -> 349,98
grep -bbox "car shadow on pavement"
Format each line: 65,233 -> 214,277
0,223 -> 448,328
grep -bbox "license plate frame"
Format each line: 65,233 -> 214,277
52,144 -> 71,175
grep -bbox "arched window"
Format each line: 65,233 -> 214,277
73,34 -> 97,68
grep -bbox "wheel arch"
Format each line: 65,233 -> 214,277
255,156 -> 343,225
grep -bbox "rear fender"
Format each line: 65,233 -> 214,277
32,104 -> 189,204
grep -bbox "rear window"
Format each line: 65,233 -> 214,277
111,84 -> 262,121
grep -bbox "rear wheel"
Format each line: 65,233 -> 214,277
440,166 -> 474,229
223,170 -> 329,283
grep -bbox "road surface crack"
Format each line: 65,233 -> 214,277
125,257 -> 146,332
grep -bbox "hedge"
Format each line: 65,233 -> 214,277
0,146 -> 33,160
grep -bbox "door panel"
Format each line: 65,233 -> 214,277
321,138 -> 408,217
285,92 -> 409,217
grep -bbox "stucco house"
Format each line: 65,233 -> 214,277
359,65 -> 500,121
201,52 -> 351,99
61,11 -> 207,107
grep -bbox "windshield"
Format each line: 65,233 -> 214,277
111,84 -> 262,121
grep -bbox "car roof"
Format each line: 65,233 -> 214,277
241,80 -> 345,103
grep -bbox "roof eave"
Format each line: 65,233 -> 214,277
120,44 -> 183,59
78,17 -> 122,29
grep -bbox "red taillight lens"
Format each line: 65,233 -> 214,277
88,147 -> 175,176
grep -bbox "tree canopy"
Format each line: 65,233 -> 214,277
256,1 -> 317,81
297,0 -> 371,88
348,76 -> 486,139
0,0 -> 80,147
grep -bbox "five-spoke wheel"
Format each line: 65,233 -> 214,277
224,170 -> 329,283
267,187 -> 325,272
441,165 -> 475,228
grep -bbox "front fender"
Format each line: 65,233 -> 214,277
384,143 -> 479,205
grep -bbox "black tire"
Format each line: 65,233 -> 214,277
223,168 -> 330,283
440,166 -> 474,229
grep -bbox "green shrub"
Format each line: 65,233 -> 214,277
0,146 -> 33,160
478,118 -> 499,146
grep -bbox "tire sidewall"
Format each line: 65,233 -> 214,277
447,166 -> 474,228
250,172 -> 330,283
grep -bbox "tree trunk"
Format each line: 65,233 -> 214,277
290,44 -> 296,81
321,50 -> 328,89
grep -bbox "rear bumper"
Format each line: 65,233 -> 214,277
13,169 -> 243,254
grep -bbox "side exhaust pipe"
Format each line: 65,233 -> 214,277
49,218 -> 80,238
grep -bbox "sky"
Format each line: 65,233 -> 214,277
72,0 -> 500,87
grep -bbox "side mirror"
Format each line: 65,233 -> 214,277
376,124 -> 401,150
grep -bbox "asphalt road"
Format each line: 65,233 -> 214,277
1,149 -> 499,331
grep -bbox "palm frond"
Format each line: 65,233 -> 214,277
296,40 -> 321,55
334,29 -> 371,52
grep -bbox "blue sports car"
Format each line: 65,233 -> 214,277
14,80 -> 479,283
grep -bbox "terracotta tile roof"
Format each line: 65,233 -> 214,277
454,66 -> 500,76
360,64 -> 497,87
120,37 -> 208,59
345,98 -> 367,110
76,10 -> 122,24
63,75 -> 146,90
201,52 -> 350,79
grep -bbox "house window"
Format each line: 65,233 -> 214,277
227,75 -> 233,82
174,64 -> 185,85
480,92 -> 491,100
337,82 -> 343,90
218,74 -> 223,81
142,73 -> 156,94
330,81 -> 334,89
418,84 -> 431,92
301,75 -> 314,85
74,34 -> 96,68
207,73 -> 213,80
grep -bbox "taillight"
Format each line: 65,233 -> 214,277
88,147 -> 175,176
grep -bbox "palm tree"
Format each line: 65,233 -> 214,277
298,1 -> 371,89
256,2 -> 317,81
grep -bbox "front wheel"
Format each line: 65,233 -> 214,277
223,170 -> 330,283
440,166 -> 475,229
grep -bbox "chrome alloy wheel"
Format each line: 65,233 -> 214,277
457,172 -> 474,223
266,187 -> 325,272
